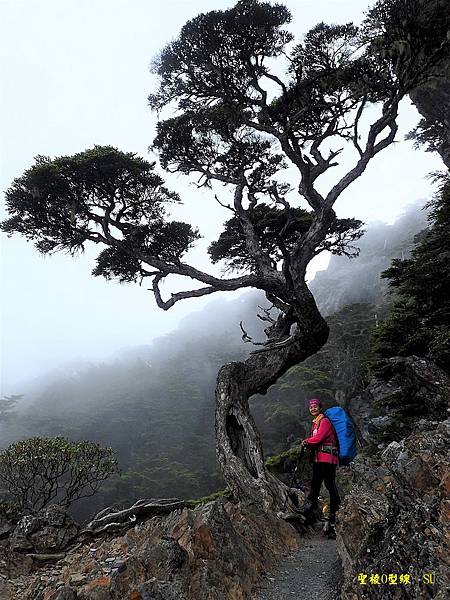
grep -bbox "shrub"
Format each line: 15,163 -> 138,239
0,437 -> 119,511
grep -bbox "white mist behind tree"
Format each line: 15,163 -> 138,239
0,0 -> 444,394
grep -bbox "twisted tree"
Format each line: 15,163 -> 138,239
2,0 -> 448,510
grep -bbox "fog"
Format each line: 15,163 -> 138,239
0,0 -> 445,395
0,202 -> 430,518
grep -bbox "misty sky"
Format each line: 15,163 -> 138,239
0,0 -> 445,395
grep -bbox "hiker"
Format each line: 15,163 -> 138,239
301,398 -> 341,526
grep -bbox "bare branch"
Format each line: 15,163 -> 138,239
232,182 -> 280,279
262,71 -> 288,96
256,304 -> 277,324
352,97 -> 367,157
215,194 -> 234,212
239,321 -> 266,346
249,331 -> 297,354
151,274 -> 223,310
325,97 -> 400,208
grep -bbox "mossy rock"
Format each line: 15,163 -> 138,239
189,488 -> 232,507
265,446 -> 303,475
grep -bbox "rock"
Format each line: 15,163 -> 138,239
337,419 -> 450,599
350,356 -> 450,449
0,521 -> 16,539
0,545 -> 33,578
139,579 -> 186,600
10,505 -> 79,553
1,498 -> 299,600
54,587 -> 78,600
69,573 -> 86,586
138,538 -> 187,577
410,64 -> 450,169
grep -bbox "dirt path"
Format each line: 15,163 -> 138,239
254,534 -> 343,600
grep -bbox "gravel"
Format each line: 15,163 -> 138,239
254,535 -> 343,600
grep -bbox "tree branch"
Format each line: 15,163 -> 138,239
325,97 -> 400,208
232,181 -> 280,280
151,274 -> 223,310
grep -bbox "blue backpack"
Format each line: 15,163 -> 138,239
324,406 -> 357,466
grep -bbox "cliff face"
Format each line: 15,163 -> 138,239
309,210 -> 428,317
348,356 -> 450,448
337,358 -> 450,599
337,420 -> 449,600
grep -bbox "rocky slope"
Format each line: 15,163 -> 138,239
0,499 -> 301,600
336,357 -> 450,599
348,356 -> 450,448
337,420 -> 449,599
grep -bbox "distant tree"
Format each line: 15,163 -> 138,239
0,437 -> 118,511
312,303 -> 378,402
274,303 -> 377,402
1,0 -> 448,509
374,174 -> 450,372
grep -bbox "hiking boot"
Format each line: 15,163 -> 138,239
323,522 -> 336,538
277,511 -> 306,522
322,518 -> 336,537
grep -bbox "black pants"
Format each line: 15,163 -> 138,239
307,462 -> 341,517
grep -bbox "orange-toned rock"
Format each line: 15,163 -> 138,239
440,470 -> 450,495
42,589 -> 57,600
3,498 -> 301,600
439,500 -> 450,524
82,559 -> 98,574
82,575 -> 112,591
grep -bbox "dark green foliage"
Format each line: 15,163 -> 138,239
363,0 -> 450,90
1,146 -> 199,283
373,174 -> 450,372
93,221 -> 200,282
149,0 -> 293,112
316,303 -> 378,399
209,205 -> 312,271
208,204 -> 363,272
406,119 -> 449,157
268,22 -> 391,133
189,488 -> 232,507
265,445 -> 302,474
0,437 -> 118,511
365,0 -> 450,159
153,107 -> 286,188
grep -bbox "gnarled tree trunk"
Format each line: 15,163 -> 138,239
215,286 -> 329,511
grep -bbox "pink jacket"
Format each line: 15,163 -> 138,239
305,415 -> 338,465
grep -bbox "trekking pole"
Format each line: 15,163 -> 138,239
282,445 -> 305,512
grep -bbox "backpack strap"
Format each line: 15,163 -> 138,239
309,413 -> 324,436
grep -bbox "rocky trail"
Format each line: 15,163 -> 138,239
255,531 -> 343,600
